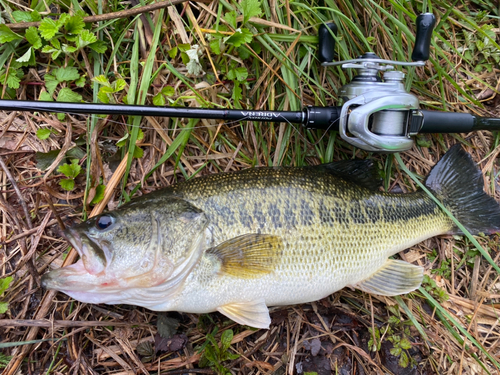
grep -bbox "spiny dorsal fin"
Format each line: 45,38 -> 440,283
354,259 -> 423,296
207,234 -> 283,279
217,299 -> 271,329
313,159 -> 381,191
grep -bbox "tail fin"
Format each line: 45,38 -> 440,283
425,144 -> 500,235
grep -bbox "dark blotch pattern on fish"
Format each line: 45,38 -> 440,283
364,202 -> 381,223
284,202 -> 298,229
239,210 -> 254,229
379,195 -> 438,223
217,206 -> 235,226
349,202 -> 366,224
165,164 -> 443,234
268,203 -> 283,228
253,202 -> 266,230
319,200 -> 335,226
333,202 -> 348,225
299,200 -> 314,226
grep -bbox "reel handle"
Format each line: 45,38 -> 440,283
318,22 -> 337,63
411,13 -> 436,61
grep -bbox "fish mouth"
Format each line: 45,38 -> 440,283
41,260 -> 124,303
65,227 -> 109,275
41,227 -> 117,296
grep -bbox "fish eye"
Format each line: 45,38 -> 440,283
95,215 -> 114,230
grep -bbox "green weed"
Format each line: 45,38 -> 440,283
0,352 -> 13,369
422,275 -> 449,303
0,11 -> 106,102
198,328 -> 240,375
57,159 -> 82,191
369,305 -> 417,369
0,276 -> 13,314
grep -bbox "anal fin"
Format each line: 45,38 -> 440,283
217,300 -> 271,329
354,259 -> 423,296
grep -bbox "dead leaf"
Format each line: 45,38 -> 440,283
304,338 -> 321,356
154,333 -> 188,354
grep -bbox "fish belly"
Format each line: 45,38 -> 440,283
169,219 -> 448,314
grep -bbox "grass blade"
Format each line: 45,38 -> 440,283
420,288 -> 499,371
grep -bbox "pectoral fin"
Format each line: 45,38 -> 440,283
354,259 -> 424,296
217,300 -> 271,329
207,234 -> 283,279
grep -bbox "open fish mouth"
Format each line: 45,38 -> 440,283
41,227 -> 117,296
65,227 -> 109,275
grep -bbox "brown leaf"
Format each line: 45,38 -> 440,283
244,360 -> 274,371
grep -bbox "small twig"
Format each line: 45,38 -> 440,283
17,211 -> 51,286
368,294 -> 378,357
229,332 -> 268,368
0,194 -> 38,282
43,192 -> 66,231
0,156 -> 33,230
0,150 -> 36,157
0,112 -> 16,139
0,219 -> 58,245
6,0 -> 212,30
0,319 -> 148,328
161,369 -> 215,375
42,123 -> 73,185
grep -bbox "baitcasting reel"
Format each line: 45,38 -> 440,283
318,13 -> 436,152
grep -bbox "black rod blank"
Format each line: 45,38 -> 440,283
0,99 -> 305,124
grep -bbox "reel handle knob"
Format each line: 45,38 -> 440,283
318,22 -> 338,63
411,13 -> 436,61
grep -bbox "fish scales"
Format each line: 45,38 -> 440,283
155,167 -> 452,313
41,145 -> 500,328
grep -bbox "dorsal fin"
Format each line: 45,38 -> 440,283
311,159 -> 381,191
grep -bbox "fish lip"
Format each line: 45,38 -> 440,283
64,226 -> 108,274
64,227 -> 84,257
42,266 -> 122,302
41,260 -> 90,290
41,258 -> 117,294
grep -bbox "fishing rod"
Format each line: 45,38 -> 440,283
1,13 -> 499,152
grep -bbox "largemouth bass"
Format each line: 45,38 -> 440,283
42,145 -> 500,328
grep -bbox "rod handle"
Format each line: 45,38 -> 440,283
419,110 -> 475,133
318,22 -> 338,63
411,13 -> 436,61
